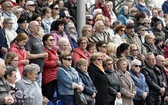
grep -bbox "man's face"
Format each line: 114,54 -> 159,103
95,22 -> 104,33
156,56 -> 165,67
146,54 -> 156,67
126,27 -> 135,36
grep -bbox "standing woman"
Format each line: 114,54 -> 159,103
103,57 -> 122,105
57,52 -> 84,105
117,58 -> 136,105
9,33 -> 29,76
42,34 -> 61,102
88,52 -> 109,105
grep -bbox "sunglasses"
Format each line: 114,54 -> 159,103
145,22 -> 150,24
120,29 -> 125,31
131,49 -> 138,52
97,58 -> 103,61
107,63 -> 113,66
54,8 -> 59,10
64,58 -> 73,61
141,29 -> 146,31
134,65 -> 141,67
101,46 -> 107,48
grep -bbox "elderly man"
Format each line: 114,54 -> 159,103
141,52 -> 165,105
155,55 -> 168,104
125,23 -> 146,55
89,20 -> 111,44
0,58 -> 14,104
25,21 -> 48,86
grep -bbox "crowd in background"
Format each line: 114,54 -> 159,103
1,0 -> 168,105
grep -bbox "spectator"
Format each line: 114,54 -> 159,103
72,36 -> 91,65
57,52 -> 84,105
96,41 -> 108,59
117,58 -> 136,105
16,0 -> 25,8
57,38 -> 71,55
162,0 -> 168,14
89,20 -> 111,44
86,43 -> 97,55
155,36 -> 164,55
137,26 -> 147,43
152,21 -> 165,41
141,52 -> 165,105
9,33 -> 29,76
2,1 -> 18,31
130,59 -> 149,105
81,25 -> 93,38
42,34 -> 61,102
88,52 -> 109,105
86,15 -> 94,26
134,11 -> 146,32
49,2 -> 60,22
118,5 -> 129,25
35,0 -> 50,14
16,16 -> 30,35
31,13 -> 45,38
0,58 -> 14,105
111,24 -> 126,47
143,34 -> 158,56
16,64 -> 49,105
125,23 -> 146,55
103,57 -> 122,105
163,39 -> 168,58
143,18 -> 154,35
50,19 -> 71,50
76,58 -> 97,105
129,7 -> 138,20
3,18 -> 17,48
151,8 -> 163,28
12,6 -> 23,19
25,21 -> 48,86
136,0 -> 150,17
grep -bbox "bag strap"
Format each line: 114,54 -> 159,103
60,67 -> 74,82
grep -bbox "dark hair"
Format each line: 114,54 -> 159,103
50,19 -> 64,31
42,34 -> 54,46
31,13 -> 41,21
135,11 -> 146,21
42,7 -> 50,16
96,41 -> 106,51
155,36 -> 163,45
49,1 -> 58,9
4,66 -> 17,79
86,43 -> 95,51
116,43 -> 130,58
16,0 -> 23,4
17,16 -> 27,23
114,25 -> 126,33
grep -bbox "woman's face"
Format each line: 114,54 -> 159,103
63,56 -> 72,67
52,5 -> 59,15
10,56 -> 19,67
93,56 -> 103,66
106,60 -> 114,70
98,44 -> 107,53
4,3 -> 13,13
131,65 -> 141,73
58,24 -> 64,32
85,27 -> 92,37
27,69 -> 38,82
79,40 -> 88,50
45,36 -> 55,47
5,20 -> 14,30
117,28 -> 125,36
36,17 -> 42,26
118,61 -> 128,72
78,63 -> 88,73
18,39 -> 28,47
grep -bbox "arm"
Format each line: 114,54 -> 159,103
26,51 -> 45,60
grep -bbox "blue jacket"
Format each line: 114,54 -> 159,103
117,6 -> 129,25
162,1 -> 168,14
136,3 -> 150,17
130,69 -> 149,101
57,65 -> 83,95
0,28 -> 8,59
77,68 -> 97,96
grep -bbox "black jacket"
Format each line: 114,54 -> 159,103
141,63 -> 164,96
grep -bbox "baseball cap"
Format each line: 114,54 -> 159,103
86,15 -> 93,20
126,23 -> 135,28
60,11 -> 72,18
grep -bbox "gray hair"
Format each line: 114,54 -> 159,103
94,20 -> 104,28
145,52 -> 154,60
3,17 -> 13,25
23,63 -> 40,77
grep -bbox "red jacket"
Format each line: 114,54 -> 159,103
42,47 -> 59,85
9,43 -> 27,75
72,48 -> 91,64
164,46 -> 168,58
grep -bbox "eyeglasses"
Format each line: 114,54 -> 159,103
131,49 -> 138,52
134,65 -> 141,68
87,19 -> 93,21
28,4 -> 35,7
120,29 -> 125,32
48,39 -> 55,41
80,42 -> 87,45
141,29 -> 146,31
97,58 -> 103,61
54,8 -> 59,10
101,46 -> 107,48
107,63 -> 113,66
64,58 -> 73,61
6,6 -> 13,8
7,22 -> 14,24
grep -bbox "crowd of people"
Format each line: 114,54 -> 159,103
1,0 -> 168,105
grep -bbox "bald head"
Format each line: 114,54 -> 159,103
156,55 -> 165,67
29,21 -> 40,35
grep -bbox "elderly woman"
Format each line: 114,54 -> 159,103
15,63 -> 49,105
112,25 -> 127,47
57,37 -> 71,55
117,58 -> 136,105
130,59 -> 149,105
103,57 -> 122,105
57,52 -> 84,105
81,25 -> 93,38
76,58 -> 97,105
2,1 -> 18,31
88,52 -> 109,105
72,36 -> 91,65
42,34 -> 61,102
3,18 -> 17,48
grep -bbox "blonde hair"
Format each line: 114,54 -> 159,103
106,42 -> 117,55
76,58 -> 88,67
95,14 -> 105,22
90,52 -> 103,63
